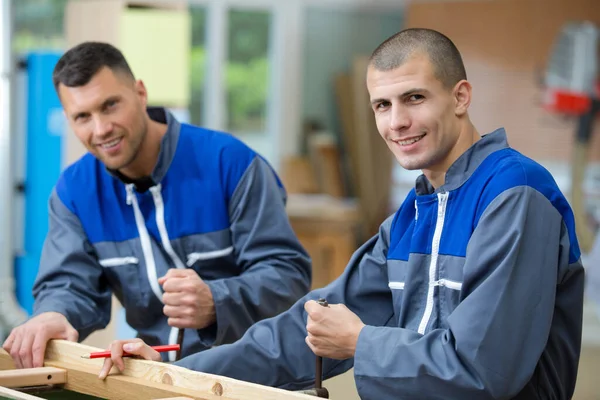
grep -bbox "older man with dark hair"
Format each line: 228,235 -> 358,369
3,41 -> 312,369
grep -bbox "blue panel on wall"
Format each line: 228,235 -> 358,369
14,52 -> 64,314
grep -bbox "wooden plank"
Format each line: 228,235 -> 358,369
308,135 -> 346,198
45,363 -> 220,400
571,140 -> 595,252
0,340 -> 314,400
334,73 -> 361,198
280,156 -> 319,194
0,352 -> 15,370
154,398 -> 195,400
0,367 -> 66,388
0,386 -> 46,400
351,56 -> 394,238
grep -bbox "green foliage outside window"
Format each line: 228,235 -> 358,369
13,2 -> 271,135
13,0 -> 67,52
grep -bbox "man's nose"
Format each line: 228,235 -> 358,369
390,105 -> 410,131
93,115 -> 113,137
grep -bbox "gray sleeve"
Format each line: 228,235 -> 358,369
353,186 -> 574,400
32,190 -> 112,341
204,156 -> 312,346
176,216 -> 396,389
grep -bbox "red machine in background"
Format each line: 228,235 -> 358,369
543,21 -> 600,252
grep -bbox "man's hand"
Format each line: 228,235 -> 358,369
2,312 -> 78,369
158,269 -> 216,329
304,300 -> 365,360
98,338 -> 161,380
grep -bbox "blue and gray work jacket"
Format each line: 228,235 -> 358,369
32,108 -> 311,361
176,128 -> 584,399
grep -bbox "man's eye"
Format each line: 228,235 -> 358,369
409,95 -> 424,102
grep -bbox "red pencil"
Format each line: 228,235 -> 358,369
80,344 -> 180,359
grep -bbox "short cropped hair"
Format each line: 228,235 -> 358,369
369,28 -> 467,89
52,41 -> 135,91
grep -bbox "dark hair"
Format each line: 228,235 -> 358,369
369,28 -> 467,89
52,41 -> 135,91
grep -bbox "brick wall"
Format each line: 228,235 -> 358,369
406,0 -> 600,162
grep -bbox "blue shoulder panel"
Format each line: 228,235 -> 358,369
386,148 -> 580,264
57,125 -> 260,244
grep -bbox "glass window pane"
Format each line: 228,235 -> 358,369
13,0 -> 68,52
189,6 -> 207,127
226,9 -> 271,134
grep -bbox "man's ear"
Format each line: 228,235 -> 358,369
453,79 -> 472,117
135,79 -> 148,107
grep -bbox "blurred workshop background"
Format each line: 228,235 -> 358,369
0,0 -> 599,398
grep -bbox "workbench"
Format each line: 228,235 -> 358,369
0,340 -> 316,400
286,194 -> 361,289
